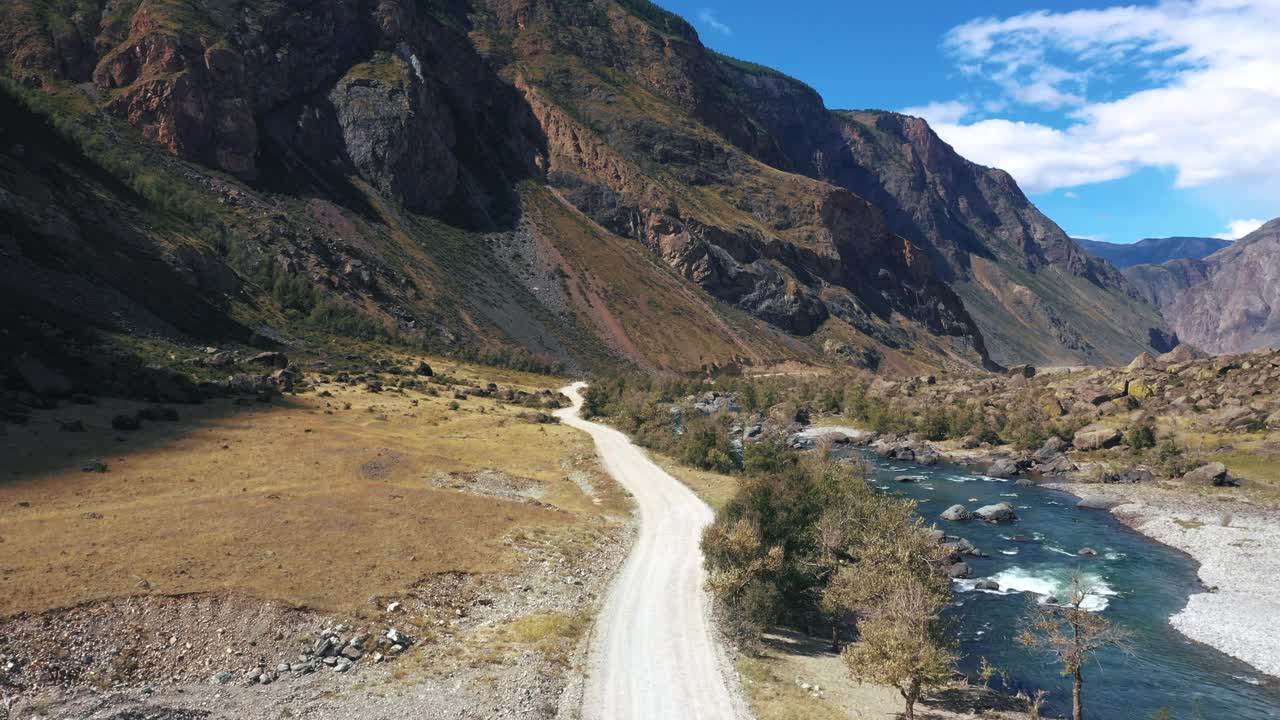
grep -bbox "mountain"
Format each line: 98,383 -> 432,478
1127,219 -> 1280,354
0,0 -> 1170,381
1075,236 -> 1231,269
713,66 -> 1170,366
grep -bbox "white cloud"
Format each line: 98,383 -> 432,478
1214,218 -> 1265,239
697,8 -> 732,35
1063,191 -> 1079,199
923,0 -> 1280,195
899,100 -> 972,125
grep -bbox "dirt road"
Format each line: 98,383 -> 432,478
556,383 -> 744,720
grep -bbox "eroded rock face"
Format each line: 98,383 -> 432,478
1137,219 -> 1280,355
329,53 -> 458,212
92,9 -> 258,177
717,61 -> 1170,367
12,0 -> 544,217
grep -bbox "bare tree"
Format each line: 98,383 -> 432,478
1018,572 -> 1132,720
842,578 -> 956,720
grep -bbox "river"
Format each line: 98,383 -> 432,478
852,450 -> 1280,719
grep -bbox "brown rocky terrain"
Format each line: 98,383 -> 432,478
2,0 -> 1183,386
0,0 -> 1006,384
715,66 -> 1171,366
1127,218 -> 1280,355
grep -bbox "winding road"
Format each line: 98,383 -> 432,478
555,383 -> 744,720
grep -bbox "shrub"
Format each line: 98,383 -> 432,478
1127,424 -> 1156,450
679,415 -> 737,474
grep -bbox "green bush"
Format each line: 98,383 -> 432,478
679,415 -> 737,474
1128,424 -> 1157,450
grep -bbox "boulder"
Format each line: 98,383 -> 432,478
1007,364 -> 1036,379
946,561 -> 972,579
895,475 -> 926,483
1076,495 -> 1124,510
1128,352 -> 1160,371
1182,463 -> 1234,487
987,458 -> 1019,478
1073,424 -> 1123,451
959,435 -> 980,449
1127,380 -> 1156,400
1036,454 -> 1076,475
1086,389 -> 1122,406
14,355 -> 72,396
271,368 -> 296,392
940,504 -> 972,522
1158,345 -> 1206,363
1211,406 -> 1256,430
974,502 -> 1016,523
974,579 -> 1000,591
1041,398 -> 1066,417
1033,436 -> 1066,462
111,414 -> 141,431
1103,469 -> 1153,484
247,351 -> 289,369
414,361 -> 434,376
1078,547 -> 1098,557
137,406 -> 179,421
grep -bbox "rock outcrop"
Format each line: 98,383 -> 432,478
714,63 -> 1171,367
1129,219 -> 1280,355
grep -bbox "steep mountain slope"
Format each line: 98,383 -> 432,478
713,64 -> 1171,366
1076,236 -> 1230,269
1128,219 -> 1280,354
1,0 -> 996,379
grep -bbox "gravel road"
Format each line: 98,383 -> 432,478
556,383 -> 745,720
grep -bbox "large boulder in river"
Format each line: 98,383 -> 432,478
974,502 -> 1017,523
1073,424 -> 1123,451
945,561 -> 972,579
1036,454 -> 1076,475
940,504 -> 972,522
987,458 -> 1019,478
1182,462 -> 1234,486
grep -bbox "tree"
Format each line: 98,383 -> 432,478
1017,572 -> 1132,720
842,578 -> 956,720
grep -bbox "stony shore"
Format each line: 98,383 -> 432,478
1045,481 -> 1280,678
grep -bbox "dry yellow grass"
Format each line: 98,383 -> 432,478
0,364 -> 627,618
652,453 -> 739,511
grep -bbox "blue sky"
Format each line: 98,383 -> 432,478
652,0 -> 1280,244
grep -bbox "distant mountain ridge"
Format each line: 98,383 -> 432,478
1075,236 -> 1231,269
1125,219 -> 1280,354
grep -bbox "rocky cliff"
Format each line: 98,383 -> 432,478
1129,219 -> 1280,354
714,62 -> 1170,366
1,0 -> 1173,378
1,0 -> 1003,377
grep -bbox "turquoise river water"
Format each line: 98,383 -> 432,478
853,451 -> 1280,719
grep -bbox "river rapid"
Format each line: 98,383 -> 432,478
852,450 -> 1280,719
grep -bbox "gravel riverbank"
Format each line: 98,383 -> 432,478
1046,482 -> 1280,678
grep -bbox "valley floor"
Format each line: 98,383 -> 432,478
0,359 -> 635,718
